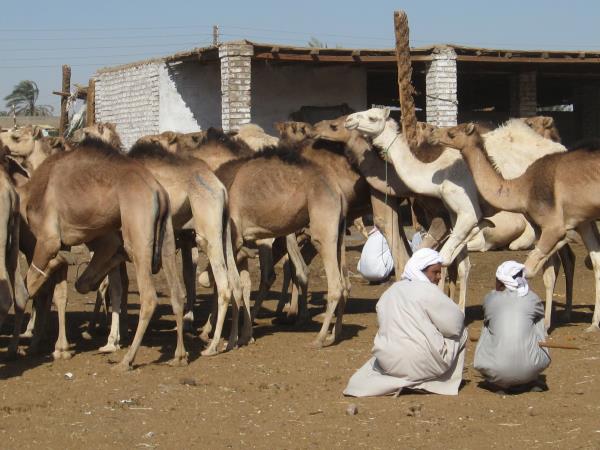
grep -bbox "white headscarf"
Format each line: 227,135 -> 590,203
401,248 -> 443,283
496,260 -> 529,297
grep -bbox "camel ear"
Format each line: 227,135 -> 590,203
167,132 -> 178,145
32,126 -> 43,140
543,117 -> 554,129
466,123 -> 476,135
382,107 -> 391,119
49,137 -> 64,149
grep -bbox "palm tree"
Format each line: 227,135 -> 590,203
4,80 -> 54,116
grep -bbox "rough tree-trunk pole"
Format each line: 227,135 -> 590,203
86,79 -> 96,127
394,11 -> 418,149
59,65 -> 71,136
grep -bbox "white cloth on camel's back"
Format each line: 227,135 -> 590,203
344,280 -> 468,397
357,228 -> 393,282
474,289 -> 550,389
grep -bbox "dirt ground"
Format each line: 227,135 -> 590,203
1,234 -> 600,450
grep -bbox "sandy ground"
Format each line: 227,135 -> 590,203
1,236 -> 600,449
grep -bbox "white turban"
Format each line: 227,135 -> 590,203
401,248 -> 443,283
496,260 -> 529,296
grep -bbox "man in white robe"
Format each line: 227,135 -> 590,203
344,248 -> 468,397
357,227 -> 394,282
474,261 -> 551,391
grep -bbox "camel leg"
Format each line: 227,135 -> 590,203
437,183 -> 480,266
83,275 -> 109,340
456,249 -> 471,312
180,234 -> 197,332
558,244 -> 575,322
99,266 -> 124,353
198,288 -> 217,343
159,219 -> 188,366
251,238 -> 276,321
524,226 -> 570,278
370,190 -> 410,280
328,222 -> 348,344
275,254 -> 292,316
194,214 -> 233,356
542,254 -> 561,330
52,264 -> 72,360
7,264 -> 27,358
28,290 -> 53,355
576,222 -> 600,332
21,307 -> 35,339
309,213 -> 345,348
227,221 -> 249,346
282,234 -> 310,322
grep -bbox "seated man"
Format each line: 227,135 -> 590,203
474,261 -> 551,392
356,226 -> 393,283
344,248 -> 468,397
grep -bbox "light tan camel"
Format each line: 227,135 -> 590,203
127,140 -> 246,355
18,137 -> 188,368
429,123 -> 600,331
315,116 -> 574,326
0,146 -> 22,347
231,123 -> 279,151
216,147 -> 348,347
312,116 -> 472,308
0,125 -> 70,172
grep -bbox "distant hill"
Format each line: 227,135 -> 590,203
0,116 -> 60,130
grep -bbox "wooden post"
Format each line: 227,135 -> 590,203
393,11 -> 418,149
86,79 -> 96,126
59,65 -> 71,136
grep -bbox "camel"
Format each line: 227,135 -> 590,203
231,123 -> 279,151
345,107 -> 485,268
18,136 -> 188,368
216,146 -> 349,347
316,115 -> 574,326
429,123 -> 600,331
0,125 -> 70,172
0,146 -> 22,347
75,123 -> 246,355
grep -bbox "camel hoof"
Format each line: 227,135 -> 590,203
168,357 -> 188,367
584,325 -> 600,333
52,350 -> 73,360
238,336 -> 254,346
98,343 -> 120,354
19,330 -> 33,339
198,332 -> 211,343
81,331 -> 94,340
111,362 -> 132,373
225,340 -> 238,352
201,346 -> 219,357
308,339 -> 324,349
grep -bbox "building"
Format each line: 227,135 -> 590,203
93,40 -> 600,148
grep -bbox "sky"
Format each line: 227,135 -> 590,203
1,0 -> 599,113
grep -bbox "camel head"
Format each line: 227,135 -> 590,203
275,121 -> 314,144
523,116 -> 561,143
428,122 -> 483,151
0,125 -> 43,158
137,131 -> 181,153
313,116 -> 352,142
345,107 -> 390,137
71,122 -> 123,149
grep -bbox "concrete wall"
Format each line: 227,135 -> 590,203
251,63 -> 367,134
95,63 -> 160,148
159,61 -> 221,133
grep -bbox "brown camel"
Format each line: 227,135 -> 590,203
429,123 -> 600,331
216,146 -> 348,347
19,137 -> 188,368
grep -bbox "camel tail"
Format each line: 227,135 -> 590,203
152,191 -> 168,275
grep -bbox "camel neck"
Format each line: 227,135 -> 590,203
460,141 -> 527,212
371,122 -> 442,196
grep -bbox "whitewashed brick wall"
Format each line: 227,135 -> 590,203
95,63 -> 160,149
426,46 -> 458,126
219,42 -> 252,132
